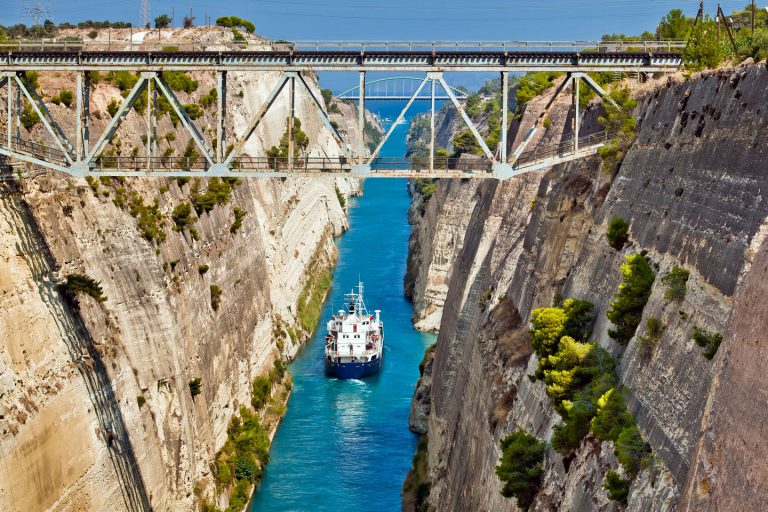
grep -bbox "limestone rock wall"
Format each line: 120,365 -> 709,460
406,63 -> 768,511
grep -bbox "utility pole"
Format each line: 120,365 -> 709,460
141,0 -> 149,30
752,0 -> 756,36
717,3 -> 721,42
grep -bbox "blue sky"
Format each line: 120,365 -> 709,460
1,1 -> 757,40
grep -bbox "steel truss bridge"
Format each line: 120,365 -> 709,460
0,41 -> 683,180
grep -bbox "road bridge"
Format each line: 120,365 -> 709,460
0,40 -> 683,180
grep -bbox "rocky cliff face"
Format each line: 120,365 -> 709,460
405,63 -> 768,511
0,28 -> 369,512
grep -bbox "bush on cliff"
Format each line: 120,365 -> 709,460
606,216 -> 629,250
603,469 -> 631,503
591,388 -> 633,442
607,254 -> 655,345
692,326 -> 723,360
59,273 -> 108,303
615,424 -> 652,477
662,265 -> 689,302
495,429 -> 546,508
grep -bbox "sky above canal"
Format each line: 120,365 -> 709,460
1,0 -> 759,41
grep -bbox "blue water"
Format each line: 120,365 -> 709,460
248,101 -> 439,512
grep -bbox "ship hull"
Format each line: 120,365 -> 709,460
325,356 -> 382,379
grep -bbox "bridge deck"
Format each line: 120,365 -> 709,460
1,50 -> 682,73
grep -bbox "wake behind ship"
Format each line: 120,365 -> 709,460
324,282 -> 383,379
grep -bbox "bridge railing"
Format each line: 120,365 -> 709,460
0,39 -> 687,53
0,132 -> 70,166
516,130 -> 612,166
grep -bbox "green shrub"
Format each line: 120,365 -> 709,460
87,30 -> 98,39
200,88 -> 218,109
515,72 -> 560,113
606,216 -> 629,250
20,101 -> 40,130
216,15 -> 256,33
413,178 -> 437,204
210,284 -> 222,311
106,98 -> 120,117
191,177 -> 240,215
128,193 -> 166,245
692,326 -> 723,360
136,395 -> 146,408
495,429 -> 546,508
335,185 -> 346,208
591,388 -> 633,442
637,316 -> 663,357
603,469 -> 630,503
251,376 -> 271,410
163,71 -> 198,93
234,456 -> 261,483
198,264 -> 209,275
451,129 -> 480,156
51,88 -> 74,107
597,87 -> 637,176
662,266 -> 689,302
183,103 -> 203,120
607,254 -> 655,345
615,424 -> 651,477
561,298 -> 595,341
530,307 -> 568,362
189,377 -> 202,397
232,29 -> 246,43
541,337 -> 613,405
59,273 -> 107,302
552,399 -> 595,455
230,207 -> 247,234
171,201 -> 194,231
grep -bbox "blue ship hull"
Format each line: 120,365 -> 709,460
325,356 -> 382,379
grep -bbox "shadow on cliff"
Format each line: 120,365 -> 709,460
0,167 -> 152,512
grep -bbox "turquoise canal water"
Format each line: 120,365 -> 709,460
249,102 -> 440,511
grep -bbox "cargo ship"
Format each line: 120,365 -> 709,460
324,282 -> 383,379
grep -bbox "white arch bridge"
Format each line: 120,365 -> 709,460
0,40 -> 683,180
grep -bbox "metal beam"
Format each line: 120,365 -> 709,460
296,73 -> 352,160
76,72 -> 82,158
575,72 -> 618,108
367,75 -> 430,163
145,78 -> 152,172
14,75 -> 75,164
358,70 -> 365,162
429,77 -> 436,172
510,73 -> 573,164
437,74 -> 495,162
85,76 -> 147,163
83,71 -> 90,156
0,146 -> 71,174
573,76 -> 580,152
501,71 -> 509,162
154,73 -> 214,165
5,73 -> 11,150
288,75 -> 295,170
224,73 -> 290,165
216,71 -> 226,163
